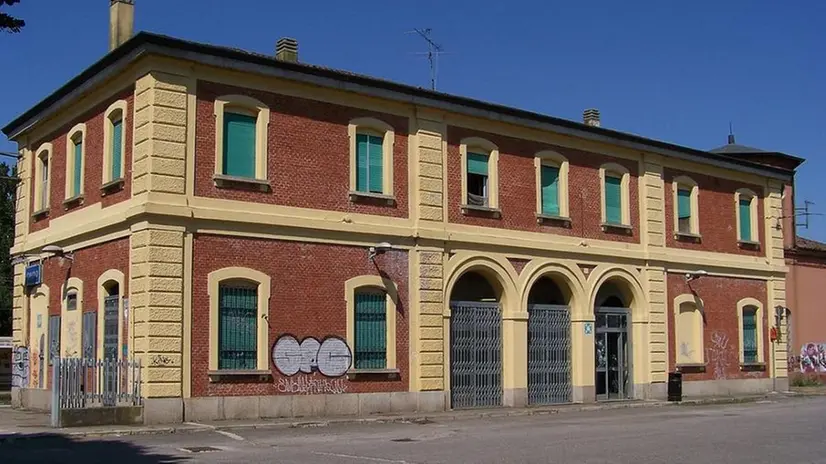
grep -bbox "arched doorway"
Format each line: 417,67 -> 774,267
449,271 -> 502,409
527,276 -> 572,404
594,280 -> 633,400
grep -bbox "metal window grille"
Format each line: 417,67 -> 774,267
218,285 -> 258,370
743,308 -> 758,363
354,291 -> 387,369
527,304 -> 571,405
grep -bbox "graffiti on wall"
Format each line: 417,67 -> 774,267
706,331 -> 732,380
276,375 -> 349,395
272,335 -> 352,378
799,343 -> 826,373
11,346 -> 29,388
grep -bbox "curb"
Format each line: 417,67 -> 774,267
0,392 -> 807,443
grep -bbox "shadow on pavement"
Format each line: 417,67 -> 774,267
0,433 -> 188,463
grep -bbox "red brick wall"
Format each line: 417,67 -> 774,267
29,87 -> 134,233
664,168 -> 765,256
194,81 -> 409,218
446,127 -> 640,243
667,273 -> 769,381
191,234 -> 409,397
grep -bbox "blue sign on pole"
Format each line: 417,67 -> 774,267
25,263 -> 42,287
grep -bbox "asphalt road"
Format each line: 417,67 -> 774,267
4,397 -> 826,463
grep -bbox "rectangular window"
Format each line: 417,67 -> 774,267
222,112 -> 257,178
467,152 -> 489,207
72,140 -> 82,197
354,291 -> 386,369
604,175 -> 622,224
540,165 -> 560,216
742,308 -> 758,363
218,285 -> 258,370
677,188 -> 692,234
739,198 -> 752,241
40,158 -> 49,210
356,133 -> 383,193
111,118 -> 123,181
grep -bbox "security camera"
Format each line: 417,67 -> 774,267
685,270 -> 708,282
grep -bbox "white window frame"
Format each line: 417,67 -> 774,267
672,175 -> 700,237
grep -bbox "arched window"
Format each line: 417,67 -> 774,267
737,298 -> 764,365
103,100 -> 128,186
34,143 -> 52,214
97,270 -> 125,361
673,294 -> 704,365
460,137 -> 500,212
735,189 -> 759,244
60,277 -> 84,358
345,276 -> 398,372
65,123 -> 86,200
672,176 -> 700,237
599,163 -> 631,228
534,151 -> 570,221
208,267 -> 271,371
348,117 -> 395,199
213,95 -> 271,187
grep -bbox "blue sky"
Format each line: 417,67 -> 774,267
1,0 -> 824,239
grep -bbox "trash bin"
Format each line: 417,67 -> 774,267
668,371 -> 682,402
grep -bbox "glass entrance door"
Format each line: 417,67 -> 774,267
595,310 -> 629,400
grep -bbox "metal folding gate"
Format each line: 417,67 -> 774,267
103,296 -> 119,406
450,301 -> 502,409
527,304 -> 572,405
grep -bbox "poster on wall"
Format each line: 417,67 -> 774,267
800,343 -> 826,373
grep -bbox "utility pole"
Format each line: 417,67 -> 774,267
407,28 -> 445,91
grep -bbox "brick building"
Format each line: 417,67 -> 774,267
3,2 -> 803,423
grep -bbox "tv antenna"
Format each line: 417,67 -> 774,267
407,28 -> 445,91
777,199 -> 823,230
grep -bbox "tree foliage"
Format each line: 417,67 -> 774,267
1,0 -> 25,33
0,163 -> 16,336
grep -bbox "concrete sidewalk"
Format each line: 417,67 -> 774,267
0,391 -> 811,444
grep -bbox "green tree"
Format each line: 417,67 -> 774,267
1,0 -> 24,33
0,163 -> 15,336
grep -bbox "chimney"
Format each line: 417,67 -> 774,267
275,38 -> 299,62
109,0 -> 135,51
583,108 -> 601,127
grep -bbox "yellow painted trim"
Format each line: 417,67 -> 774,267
33,143 -> 53,212
213,94 -> 271,180
534,151 -> 570,218
185,78 -> 197,196
206,267 -> 271,371
673,293 -> 704,364
96,269 -> 125,360
64,123 -> 87,199
459,137 -> 499,208
735,189 -> 760,242
587,265 -> 647,312
60,277 -> 84,358
672,176 -> 700,235
348,117 -> 395,195
518,259 -> 586,318
736,297 -> 765,364
344,275 -> 399,370
102,99 -> 128,184
599,163 -> 631,225
182,232 -> 193,397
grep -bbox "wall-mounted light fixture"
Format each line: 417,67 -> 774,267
367,242 -> 393,261
684,270 -> 708,282
43,245 -> 74,263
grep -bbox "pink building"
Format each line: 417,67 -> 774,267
786,237 -> 826,375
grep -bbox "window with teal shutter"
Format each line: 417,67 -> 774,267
111,118 -> 123,180
677,188 -> 692,233
739,198 -> 752,241
540,165 -> 560,216
218,285 -> 258,370
354,291 -> 386,369
223,112 -> 257,178
466,152 -> 489,206
742,307 -> 758,363
356,133 -> 383,193
73,140 -> 83,197
604,175 -> 622,224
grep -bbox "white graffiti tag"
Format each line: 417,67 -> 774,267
12,346 -> 30,388
276,375 -> 349,395
706,331 -> 731,380
272,335 -> 352,377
